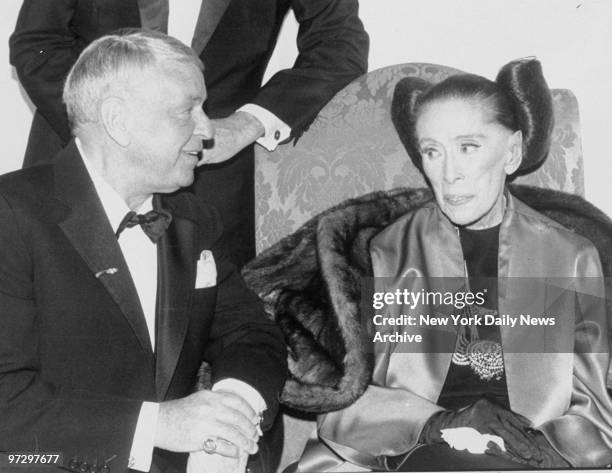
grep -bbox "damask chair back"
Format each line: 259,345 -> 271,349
254,63 -> 583,253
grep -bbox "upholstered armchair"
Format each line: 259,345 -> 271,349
249,63 -> 595,470
254,62 -> 584,252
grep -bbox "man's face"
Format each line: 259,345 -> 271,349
124,62 -> 212,195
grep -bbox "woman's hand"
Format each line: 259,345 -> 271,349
419,398 -> 542,464
487,430 -> 570,468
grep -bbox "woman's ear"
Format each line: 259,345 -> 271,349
504,130 -> 523,175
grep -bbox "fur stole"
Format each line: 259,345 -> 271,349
241,185 -> 612,413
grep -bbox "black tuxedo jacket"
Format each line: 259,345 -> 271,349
10,0 -> 369,160
10,0 -> 368,267
0,142 -> 287,472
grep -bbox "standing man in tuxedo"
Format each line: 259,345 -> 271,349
9,0 -> 369,268
0,30 -> 286,473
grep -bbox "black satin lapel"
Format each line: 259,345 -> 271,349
191,0 -> 232,54
55,144 -> 152,353
155,215 -> 197,399
136,0 -> 169,32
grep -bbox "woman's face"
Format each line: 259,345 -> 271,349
415,97 -> 522,229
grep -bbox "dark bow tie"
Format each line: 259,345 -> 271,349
115,209 -> 172,243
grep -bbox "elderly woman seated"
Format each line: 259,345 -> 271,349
281,58 -> 612,471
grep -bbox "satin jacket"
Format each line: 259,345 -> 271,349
300,192 -> 612,470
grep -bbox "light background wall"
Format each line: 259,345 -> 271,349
2,0 -> 611,215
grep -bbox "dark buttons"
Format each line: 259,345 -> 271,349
79,461 -> 90,472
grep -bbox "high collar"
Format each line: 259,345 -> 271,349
431,187 -> 514,233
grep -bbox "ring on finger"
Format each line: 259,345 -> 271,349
202,437 -> 217,454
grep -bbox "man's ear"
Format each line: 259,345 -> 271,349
100,96 -> 131,147
504,130 -> 523,175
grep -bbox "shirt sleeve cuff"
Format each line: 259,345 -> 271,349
237,104 -> 291,151
212,378 -> 267,413
128,402 -> 159,471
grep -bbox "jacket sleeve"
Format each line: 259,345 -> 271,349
538,243 -> 612,467
0,193 -> 141,472
201,206 -> 288,430
251,0 -> 369,138
319,242 -> 612,470
9,0 -> 82,143
317,349 -> 445,470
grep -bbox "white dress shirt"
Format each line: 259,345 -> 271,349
167,0 -> 201,46
77,140 -> 265,472
167,0 -> 291,151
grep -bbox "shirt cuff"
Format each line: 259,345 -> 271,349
237,104 -> 291,151
212,378 -> 267,413
128,402 -> 159,471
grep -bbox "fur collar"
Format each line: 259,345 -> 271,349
242,185 -> 612,413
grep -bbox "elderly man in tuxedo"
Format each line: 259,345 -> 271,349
0,30 -> 286,473
10,0 -> 369,268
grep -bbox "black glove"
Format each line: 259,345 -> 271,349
532,432 -> 570,468
486,430 -> 570,468
419,398 -> 542,464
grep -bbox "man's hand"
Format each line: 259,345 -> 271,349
155,389 -> 260,457
198,112 -> 265,165
187,450 -> 248,473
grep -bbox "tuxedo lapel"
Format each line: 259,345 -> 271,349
54,143 -> 153,352
191,0 -> 232,54
136,0 -> 169,32
155,199 -> 197,399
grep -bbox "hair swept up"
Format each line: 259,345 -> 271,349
391,58 -> 554,176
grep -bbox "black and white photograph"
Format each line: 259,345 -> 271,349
0,1 -> 610,472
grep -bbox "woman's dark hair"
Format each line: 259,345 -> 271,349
391,59 -> 554,176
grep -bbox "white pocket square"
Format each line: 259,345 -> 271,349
195,250 -> 217,288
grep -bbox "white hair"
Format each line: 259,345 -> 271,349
63,29 -> 203,132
